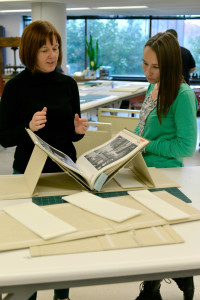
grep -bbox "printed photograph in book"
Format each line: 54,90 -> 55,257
36,135 -> 81,172
85,136 -> 137,170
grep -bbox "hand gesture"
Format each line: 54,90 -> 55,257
74,113 -> 88,134
29,107 -> 47,132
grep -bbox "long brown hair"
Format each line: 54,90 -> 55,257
145,32 -> 182,123
19,20 -> 62,73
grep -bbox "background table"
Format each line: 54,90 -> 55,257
79,81 -> 148,113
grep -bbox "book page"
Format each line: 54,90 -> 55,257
76,129 -> 149,188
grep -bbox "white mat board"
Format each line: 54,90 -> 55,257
63,191 -> 141,222
128,190 -> 190,221
3,202 -> 77,240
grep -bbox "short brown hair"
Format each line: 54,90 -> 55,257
19,20 -> 62,73
145,32 -> 182,123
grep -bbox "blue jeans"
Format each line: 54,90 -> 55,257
13,169 -> 70,300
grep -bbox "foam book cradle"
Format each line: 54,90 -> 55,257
0,128 -> 179,200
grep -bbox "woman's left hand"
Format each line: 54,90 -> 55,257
74,113 -> 88,134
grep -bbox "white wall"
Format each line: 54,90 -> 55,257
0,13 -> 67,74
0,15 -> 22,69
31,3 -> 67,73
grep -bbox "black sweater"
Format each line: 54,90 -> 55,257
0,68 -> 83,173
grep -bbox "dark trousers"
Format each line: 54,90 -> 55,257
28,288 -> 69,300
143,277 -> 194,300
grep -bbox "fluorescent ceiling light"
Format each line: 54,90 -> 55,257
0,5 -> 148,13
0,9 -> 31,13
95,6 -> 148,9
66,8 -> 90,11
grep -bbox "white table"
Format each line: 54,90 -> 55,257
0,166 -> 200,300
79,81 -> 148,113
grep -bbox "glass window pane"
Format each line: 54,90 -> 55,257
151,19 -> 184,37
66,19 -> 85,75
151,18 -> 200,77
87,18 -> 149,76
184,20 -> 200,75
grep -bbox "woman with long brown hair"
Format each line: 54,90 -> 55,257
134,32 -> 197,299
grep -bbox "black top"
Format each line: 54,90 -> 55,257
181,46 -> 196,84
0,68 -> 83,173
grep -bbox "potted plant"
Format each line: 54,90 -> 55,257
85,34 -> 102,77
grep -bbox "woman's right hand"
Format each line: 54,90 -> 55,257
29,107 -> 47,132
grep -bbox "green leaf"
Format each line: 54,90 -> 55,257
85,33 -> 103,70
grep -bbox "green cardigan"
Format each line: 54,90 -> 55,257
134,83 -> 198,168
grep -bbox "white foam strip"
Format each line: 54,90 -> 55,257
63,191 -> 141,222
128,190 -> 190,221
3,202 -> 77,240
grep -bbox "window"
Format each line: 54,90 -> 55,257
23,15 -> 200,79
184,19 -> 200,73
151,17 -> 200,76
23,16 -> 31,28
86,18 -> 149,76
66,19 -> 85,76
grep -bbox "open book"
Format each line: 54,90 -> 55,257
26,128 -> 149,191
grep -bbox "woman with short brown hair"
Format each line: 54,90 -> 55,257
19,20 -> 62,73
0,20 -> 88,300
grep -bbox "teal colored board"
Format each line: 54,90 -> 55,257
80,94 -> 111,103
32,187 -> 191,206
33,196 -> 66,206
95,187 -> 191,203
83,82 -> 102,86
